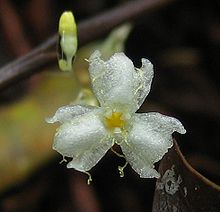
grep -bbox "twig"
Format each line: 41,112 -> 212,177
0,0 -> 176,90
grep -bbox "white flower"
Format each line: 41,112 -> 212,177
47,51 -> 186,179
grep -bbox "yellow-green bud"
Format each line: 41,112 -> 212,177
58,11 -> 78,71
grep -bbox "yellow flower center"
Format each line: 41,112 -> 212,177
105,112 -> 125,130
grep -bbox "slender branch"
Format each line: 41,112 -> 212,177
0,0 -> 175,90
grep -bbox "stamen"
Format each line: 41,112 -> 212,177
84,171 -> 92,185
111,147 -> 128,177
115,139 -> 123,145
118,161 -> 128,177
111,147 -> 125,158
112,138 -> 116,146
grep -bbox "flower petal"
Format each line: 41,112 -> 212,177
53,110 -> 112,172
89,51 -> 137,112
46,104 -> 97,123
120,112 -> 186,178
134,58 -> 153,109
89,51 -> 154,112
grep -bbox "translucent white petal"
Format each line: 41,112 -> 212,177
89,51 -> 154,112
46,104 -> 97,124
53,110 -> 112,172
134,58 -> 153,109
120,112 -> 186,178
89,51 -> 137,112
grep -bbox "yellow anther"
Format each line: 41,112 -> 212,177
105,112 -> 125,130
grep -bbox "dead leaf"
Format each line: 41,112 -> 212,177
153,140 -> 220,212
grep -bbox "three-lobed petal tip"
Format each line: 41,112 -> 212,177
47,51 -> 186,180
88,50 -> 154,113
121,112 -> 186,178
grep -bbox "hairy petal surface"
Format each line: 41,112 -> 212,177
134,58 -> 153,110
89,51 -> 137,112
53,110 -> 112,172
46,104 -> 97,124
120,112 -> 186,178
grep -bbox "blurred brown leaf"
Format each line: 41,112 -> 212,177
153,141 -> 220,212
